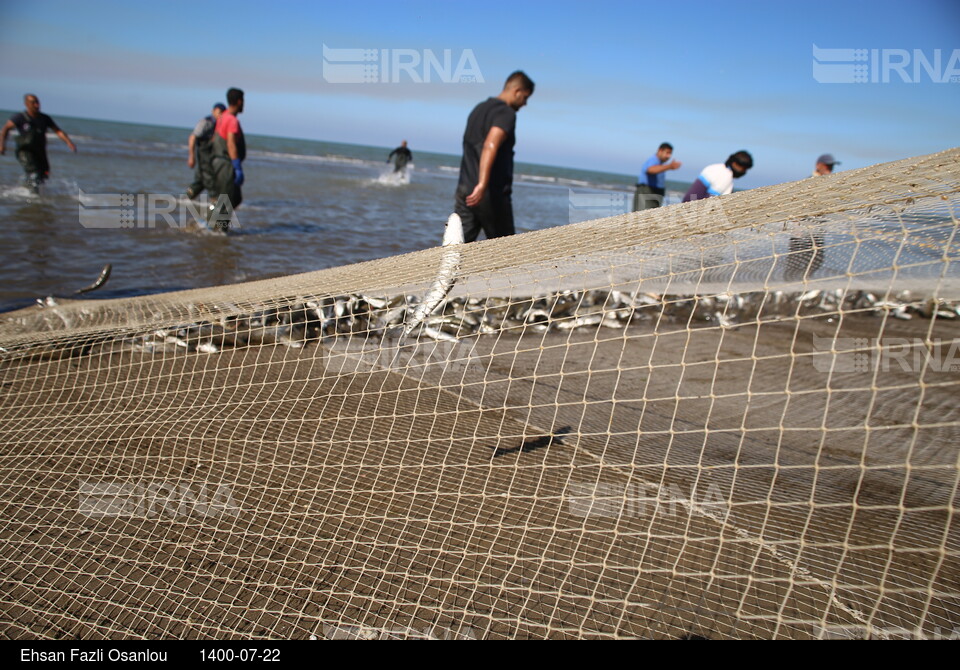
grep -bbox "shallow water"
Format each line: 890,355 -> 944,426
0,115 -> 641,313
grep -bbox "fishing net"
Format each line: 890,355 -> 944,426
1,148 -> 958,639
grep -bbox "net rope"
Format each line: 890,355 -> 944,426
1,148 -> 958,639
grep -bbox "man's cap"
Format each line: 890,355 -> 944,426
817,153 -> 840,166
213,103 -> 227,111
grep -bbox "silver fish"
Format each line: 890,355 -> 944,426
422,325 -> 459,343
74,264 -> 112,295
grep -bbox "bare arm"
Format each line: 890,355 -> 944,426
55,129 -> 76,152
647,160 -> 681,175
466,126 -> 507,207
227,132 -> 239,161
647,160 -> 682,175
0,120 -> 14,155
188,134 -> 196,168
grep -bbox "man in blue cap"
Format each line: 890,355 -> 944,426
812,153 -> 841,177
785,153 -> 842,282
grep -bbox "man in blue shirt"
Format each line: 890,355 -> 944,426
633,142 -> 681,211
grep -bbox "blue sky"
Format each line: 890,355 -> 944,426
1,0 -> 957,188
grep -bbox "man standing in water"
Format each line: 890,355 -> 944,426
186,102 -> 226,199
388,140 -> 413,173
455,71 -> 534,242
208,88 -> 245,232
0,94 -> 76,193
634,142 -> 681,211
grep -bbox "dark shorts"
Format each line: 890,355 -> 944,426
454,187 -> 514,242
633,184 -> 664,211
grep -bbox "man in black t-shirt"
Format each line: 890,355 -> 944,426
0,94 -> 76,192
455,71 -> 534,242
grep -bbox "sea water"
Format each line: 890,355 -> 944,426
0,115 -> 645,313
1,115 -> 953,314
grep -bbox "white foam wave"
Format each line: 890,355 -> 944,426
373,165 -> 413,186
0,185 -> 39,201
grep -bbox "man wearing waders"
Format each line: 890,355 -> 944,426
0,94 -> 76,193
207,88 -> 245,232
186,102 -> 226,199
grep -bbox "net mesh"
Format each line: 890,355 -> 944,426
1,148 -> 958,639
